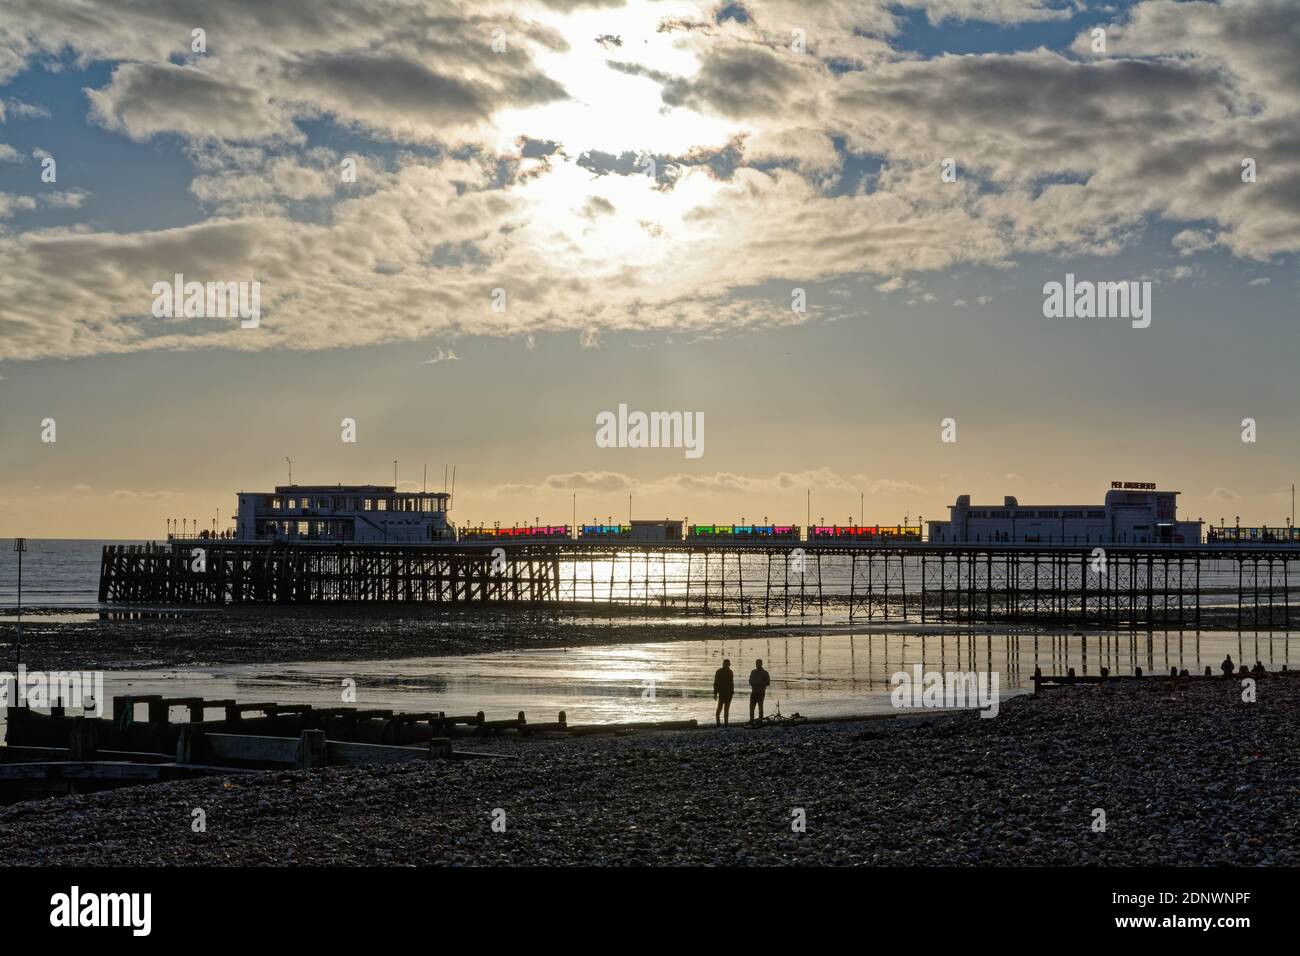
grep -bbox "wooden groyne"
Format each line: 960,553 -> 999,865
1031,664 -> 1293,693
0,694 -> 698,801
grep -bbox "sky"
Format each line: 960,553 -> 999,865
0,0 -> 1296,539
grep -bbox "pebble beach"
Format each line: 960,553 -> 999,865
1,672 -> 1295,866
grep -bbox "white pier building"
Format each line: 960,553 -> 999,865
926,483 -> 1202,545
234,485 -> 453,544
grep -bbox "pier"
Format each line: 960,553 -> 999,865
98,540 -> 1299,627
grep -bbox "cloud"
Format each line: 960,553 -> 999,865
421,348 -> 461,364
0,0 -> 1297,362
87,63 -> 295,143
2,97 -> 49,120
493,468 -> 929,499
1172,228 -> 1216,257
111,489 -> 175,500
280,48 -> 568,142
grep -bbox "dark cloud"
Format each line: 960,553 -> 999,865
87,62 -> 290,141
283,51 -> 568,133
615,44 -> 806,118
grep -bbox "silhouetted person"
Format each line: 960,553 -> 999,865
748,659 -> 771,725
1252,660 -> 1266,677
1221,654 -> 1235,677
713,658 -> 734,726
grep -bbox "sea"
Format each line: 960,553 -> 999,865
0,540 -> 1292,725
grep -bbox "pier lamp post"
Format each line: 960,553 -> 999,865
13,538 -> 25,668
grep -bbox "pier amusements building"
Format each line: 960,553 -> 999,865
235,485 -> 453,544
926,482 -> 1202,545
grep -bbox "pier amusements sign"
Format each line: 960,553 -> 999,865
1111,481 -> 1157,490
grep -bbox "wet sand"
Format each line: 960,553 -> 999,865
1,604 -> 1289,675
0,607 -> 790,672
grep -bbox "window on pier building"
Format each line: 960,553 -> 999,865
288,498 -> 297,509
271,498 -> 281,509
363,499 -> 373,510
377,499 -> 387,511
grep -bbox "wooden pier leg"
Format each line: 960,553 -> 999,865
939,553 -> 946,623
816,551 -> 824,618
849,552 -> 856,623
867,552 -> 875,621
796,548 -> 804,618
899,550 -> 907,621
986,551 -> 993,624
1237,558 -> 1243,631
1283,557 -> 1290,630
737,550 -> 747,617
764,551 -> 771,618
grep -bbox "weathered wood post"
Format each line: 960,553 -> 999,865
296,729 -> 328,769
69,715 -> 97,759
175,723 -> 197,763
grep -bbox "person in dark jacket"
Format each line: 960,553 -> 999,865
1221,654 -> 1235,676
748,659 -> 771,725
713,659 -> 734,725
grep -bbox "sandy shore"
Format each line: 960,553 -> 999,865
1,672 -> 1295,865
